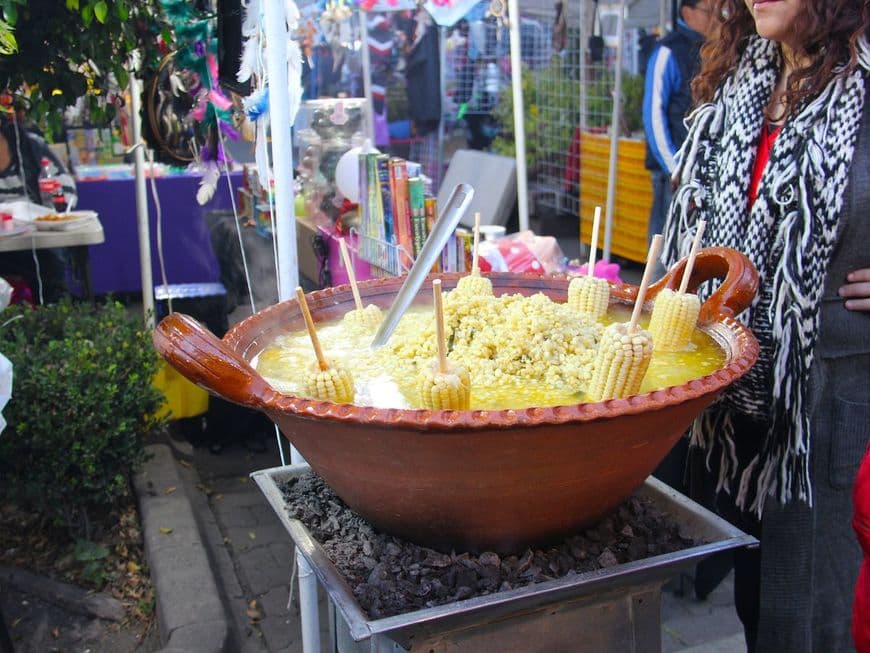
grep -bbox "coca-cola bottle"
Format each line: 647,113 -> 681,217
37,157 -> 66,212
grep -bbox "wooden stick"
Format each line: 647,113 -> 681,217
296,286 -> 328,371
471,212 -> 481,276
630,234 -> 663,332
338,238 -> 364,311
433,279 -> 448,373
678,220 -> 707,295
587,206 -> 602,278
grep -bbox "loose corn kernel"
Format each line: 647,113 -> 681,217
304,361 -> 355,403
456,273 -> 493,296
417,359 -> 471,410
587,323 -> 653,401
648,288 -> 700,352
343,303 -> 383,333
568,276 -> 610,320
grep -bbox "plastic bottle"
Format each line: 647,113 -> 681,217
37,158 -> 66,211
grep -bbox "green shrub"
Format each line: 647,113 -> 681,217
0,299 -> 167,538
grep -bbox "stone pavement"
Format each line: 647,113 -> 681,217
147,426 -> 748,653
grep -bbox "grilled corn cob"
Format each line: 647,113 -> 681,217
342,303 -> 383,332
304,360 -> 355,403
648,288 -> 700,352
417,359 -> 471,409
587,323 -> 653,401
567,275 -> 610,320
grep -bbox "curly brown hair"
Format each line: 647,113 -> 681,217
692,0 -> 868,118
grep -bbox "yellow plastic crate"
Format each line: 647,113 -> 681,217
153,361 -> 209,420
578,133 -> 653,263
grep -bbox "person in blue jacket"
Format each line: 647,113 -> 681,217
642,0 -> 713,265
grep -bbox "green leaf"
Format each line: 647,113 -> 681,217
93,0 -> 107,23
65,0 -> 79,11
81,3 -> 93,27
115,66 -> 129,92
116,3 -> 128,20
3,3 -> 16,25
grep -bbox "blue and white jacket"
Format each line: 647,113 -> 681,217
642,20 -> 705,175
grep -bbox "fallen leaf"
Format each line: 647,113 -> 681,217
248,532 -> 256,540
177,459 -> 192,468
159,528 -> 173,535
51,627 -> 60,638
246,599 -> 263,623
127,561 -> 140,573
164,486 -> 177,495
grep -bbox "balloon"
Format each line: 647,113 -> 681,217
334,140 -> 378,204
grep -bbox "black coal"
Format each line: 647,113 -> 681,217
280,472 -> 695,619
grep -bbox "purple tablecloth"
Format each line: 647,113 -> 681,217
78,172 -> 241,296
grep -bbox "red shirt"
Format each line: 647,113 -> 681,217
855,445 -> 870,652
748,122 -> 782,208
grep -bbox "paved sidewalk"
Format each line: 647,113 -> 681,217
159,428 -> 747,653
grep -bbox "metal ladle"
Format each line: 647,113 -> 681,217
370,183 -> 475,349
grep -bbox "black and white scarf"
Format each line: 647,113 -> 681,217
664,35 -> 870,514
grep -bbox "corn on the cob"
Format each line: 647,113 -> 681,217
417,359 -> 471,409
648,288 -> 700,352
587,323 -> 653,401
455,273 -> 493,296
568,275 -> 610,320
342,303 -> 383,332
304,360 -> 355,403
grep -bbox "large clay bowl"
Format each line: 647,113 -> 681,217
154,247 -> 759,553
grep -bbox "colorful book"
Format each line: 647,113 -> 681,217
376,155 -> 396,272
425,196 -> 439,272
366,153 -> 383,268
408,177 -> 426,258
388,158 -> 414,269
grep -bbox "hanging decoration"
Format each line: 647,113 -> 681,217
145,0 -> 240,203
487,0 -> 509,30
237,0 -> 305,199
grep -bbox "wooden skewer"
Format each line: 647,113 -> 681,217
338,238 -> 364,311
678,220 -> 707,294
471,212 -> 482,276
433,279 -> 448,374
296,286 -> 328,371
630,234 -> 663,332
587,205 -> 602,278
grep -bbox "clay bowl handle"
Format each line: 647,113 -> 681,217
153,313 -> 279,409
646,246 -> 759,325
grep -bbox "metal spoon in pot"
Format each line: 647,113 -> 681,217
370,183 -> 475,349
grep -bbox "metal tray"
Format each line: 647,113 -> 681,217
252,464 -> 756,649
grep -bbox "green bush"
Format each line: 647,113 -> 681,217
0,299 -> 167,538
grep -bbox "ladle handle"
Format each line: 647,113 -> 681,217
153,313 -> 280,409
647,246 -> 759,325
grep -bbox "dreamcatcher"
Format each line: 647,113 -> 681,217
142,52 -> 201,165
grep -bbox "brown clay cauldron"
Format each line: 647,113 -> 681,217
153,246 -> 759,553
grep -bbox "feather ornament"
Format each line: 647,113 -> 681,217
196,162 -> 220,206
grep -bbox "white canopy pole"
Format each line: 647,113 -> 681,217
129,71 -> 155,329
507,0 -> 529,232
263,4 -> 318,653
603,0 -> 626,262
359,10 -> 376,143
264,0 -> 299,302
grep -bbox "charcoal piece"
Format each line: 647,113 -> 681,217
279,472 -> 698,620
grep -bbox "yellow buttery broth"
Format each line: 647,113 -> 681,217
254,292 -> 725,410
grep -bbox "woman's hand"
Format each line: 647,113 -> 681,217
839,268 -> 870,311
